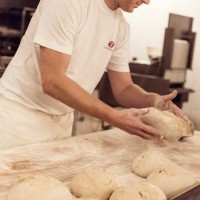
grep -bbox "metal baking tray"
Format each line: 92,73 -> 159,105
170,183 -> 200,200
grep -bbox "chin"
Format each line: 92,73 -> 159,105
123,8 -> 135,13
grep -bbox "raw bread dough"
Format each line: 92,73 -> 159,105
147,168 -> 198,198
109,182 -> 167,200
132,150 -> 178,178
69,168 -> 116,200
74,198 -> 98,200
139,107 -> 194,142
7,175 -> 72,200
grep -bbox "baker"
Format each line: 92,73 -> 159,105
0,0 -> 188,149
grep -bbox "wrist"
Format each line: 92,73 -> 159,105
103,107 -> 120,126
149,93 -> 160,107
93,101 -> 119,125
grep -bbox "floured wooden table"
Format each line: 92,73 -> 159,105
0,128 -> 200,199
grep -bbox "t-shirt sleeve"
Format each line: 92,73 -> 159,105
33,0 -> 79,54
107,21 -> 130,72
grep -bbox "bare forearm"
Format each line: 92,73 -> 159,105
115,83 -> 158,108
107,70 -> 158,109
42,74 -> 117,123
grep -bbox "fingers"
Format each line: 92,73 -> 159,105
177,113 -> 189,122
169,105 -> 189,122
119,108 -> 163,142
133,129 -> 163,143
167,101 -> 188,121
129,121 -> 164,142
140,130 -> 163,142
154,91 -> 189,122
140,123 -> 163,141
130,108 -> 149,116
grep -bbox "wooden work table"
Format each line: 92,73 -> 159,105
0,128 -> 200,199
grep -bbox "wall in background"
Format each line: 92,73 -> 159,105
124,0 -> 200,129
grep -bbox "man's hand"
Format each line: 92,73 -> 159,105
113,108 -> 163,142
153,90 -> 188,121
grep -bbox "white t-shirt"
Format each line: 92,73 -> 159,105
0,0 -> 130,115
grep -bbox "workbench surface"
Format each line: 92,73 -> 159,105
0,128 -> 200,199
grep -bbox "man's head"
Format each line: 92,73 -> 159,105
105,0 -> 150,13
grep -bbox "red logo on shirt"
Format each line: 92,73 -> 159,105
108,41 -> 115,48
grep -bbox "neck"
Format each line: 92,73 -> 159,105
104,0 -> 119,11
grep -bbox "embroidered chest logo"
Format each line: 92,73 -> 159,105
108,41 -> 115,48
104,41 -> 115,51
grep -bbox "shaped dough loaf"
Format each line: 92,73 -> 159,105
132,150 -> 178,178
139,107 -> 194,142
7,175 -> 72,200
109,182 -> 167,200
75,198 -> 98,200
69,168 -> 116,200
147,168 -> 198,198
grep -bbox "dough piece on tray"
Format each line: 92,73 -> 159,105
75,198 -> 98,200
132,150 -> 177,178
7,175 -> 72,200
147,168 -> 198,199
139,107 -> 194,142
109,182 -> 167,200
69,168 -> 116,200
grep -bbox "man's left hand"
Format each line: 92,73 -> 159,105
153,90 -> 189,121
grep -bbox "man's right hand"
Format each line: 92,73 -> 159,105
112,108 -> 163,142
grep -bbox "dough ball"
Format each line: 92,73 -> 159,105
69,168 -> 116,200
147,168 -> 198,198
109,182 -> 167,200
139,107 -> 194,142
75,198 -> 98,200
132,150 -> 177,178
7,175 -> 72,200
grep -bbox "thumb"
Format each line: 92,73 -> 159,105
162,90 -> 177,102
154,90 -> 177,109
130,108 -> 149,117
137,108 -> 149,115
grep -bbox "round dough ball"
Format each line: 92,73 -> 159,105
147,168 -> 198,198
75,198 -> 98,200
109,182 -> 167,200
69,168 -> 116,200
7,175 -> 72,200
132,150 -> 177,178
